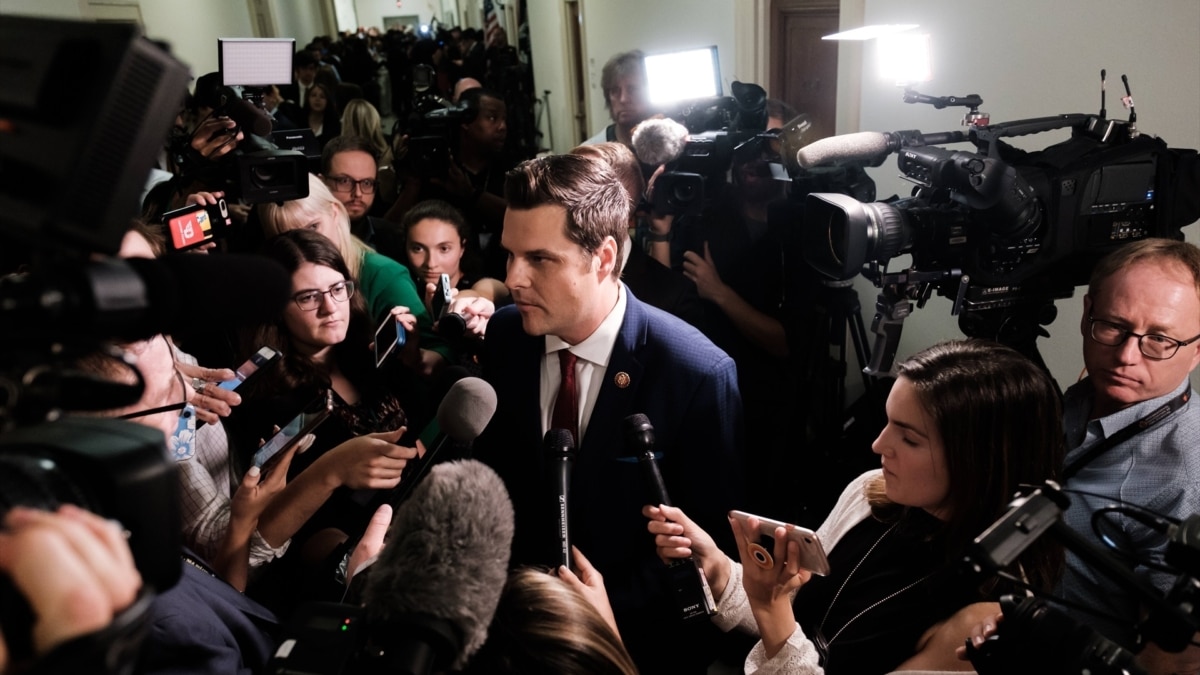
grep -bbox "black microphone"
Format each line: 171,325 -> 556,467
623,413 -> 716,621
795,129 -> 967,168
284,460 -> 511,675
632,117 -> 690,165
0,254 -> 291,344
544,428 -> 575,571
365,376 -> 498,511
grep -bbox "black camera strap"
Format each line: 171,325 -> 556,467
1062,389 -> 1190,480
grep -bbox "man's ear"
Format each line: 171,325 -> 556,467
595,236 -> 618,279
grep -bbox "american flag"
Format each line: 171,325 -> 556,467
484,0 -> 503,47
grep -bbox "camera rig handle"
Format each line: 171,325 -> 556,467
966,483 -> 1199,653
970,113 -> 1092,157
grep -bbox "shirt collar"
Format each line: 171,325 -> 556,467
1090,376 -> 1193,438
545,283 -> 626,367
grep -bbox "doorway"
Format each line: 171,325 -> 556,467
770,0 -> 839,141
564,0 -> 589,147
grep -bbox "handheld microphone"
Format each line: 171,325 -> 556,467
632,117 -> 690,166
364,376 -> 498,510
623,413 -> 716,621
544,428 -> 575,571
795,129 -> 967,169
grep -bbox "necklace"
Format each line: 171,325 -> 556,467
812,521 -> 935,663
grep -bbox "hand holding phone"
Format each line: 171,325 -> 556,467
161,199 -> 232,252
429,273 -> 453,320
252,392 -> 334,471
728,510 -> 830,576
219,346 -> 282,392
374,313 -> 408,368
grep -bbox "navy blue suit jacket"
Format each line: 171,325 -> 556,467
137,558 -> 278,675
475,288 -> 746,673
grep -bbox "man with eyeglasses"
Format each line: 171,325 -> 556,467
1058,237 -> 1200,673
320,135 -> 407,261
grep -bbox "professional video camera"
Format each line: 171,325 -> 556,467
404,100 -> 469,179
638,80 -> 774,217
799,79 -> 1200,375
961,482 -> 1200,675
0,17 -> 293,669
165,38 -> 310,206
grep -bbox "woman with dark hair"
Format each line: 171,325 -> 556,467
305,81 -> 342,150
227,229 -> 422,613
646,339 -> 1065,674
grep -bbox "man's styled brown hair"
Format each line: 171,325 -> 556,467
504,154 -> 630,279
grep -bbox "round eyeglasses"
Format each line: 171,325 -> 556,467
1088,315 -> 1200,360
293,280 -> 356,311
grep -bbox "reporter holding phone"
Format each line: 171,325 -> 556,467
226,228 -> 422,616
259,173 -> 451,380
645,340 -> 1065,674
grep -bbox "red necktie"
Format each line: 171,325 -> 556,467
551,349 -> 579,445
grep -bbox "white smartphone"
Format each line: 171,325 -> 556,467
728,509 -> 831,576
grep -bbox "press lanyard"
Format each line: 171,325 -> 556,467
1062,389 -> 1191,480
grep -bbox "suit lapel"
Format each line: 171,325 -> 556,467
582,292 -> 645,458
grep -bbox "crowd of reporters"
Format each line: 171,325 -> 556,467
5,23 -> 1200,675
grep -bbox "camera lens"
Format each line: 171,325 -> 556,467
250,164 -> 278,186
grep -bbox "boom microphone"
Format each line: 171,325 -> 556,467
632,117 -> 690,166
361,459 -> 514,674
795,129 -> 968,168
544,428 -> 575,571
0,253 -> 291,343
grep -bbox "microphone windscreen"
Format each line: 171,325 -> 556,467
126,253 -> 291,335
795,131 -> 890,168
632,117 -> 690,166
363,459 -> 514,669
542,427 -> 575,454
437,377 -> 497,444
225,94 -> 274,137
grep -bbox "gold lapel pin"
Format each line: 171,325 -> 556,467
614,372 -> 631,388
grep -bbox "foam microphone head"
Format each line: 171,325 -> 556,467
795,131 -> 891,168
362,459 -> 514,673
126,253 -> 291,337
438,377 -> 498,443
632,117 -> 690,166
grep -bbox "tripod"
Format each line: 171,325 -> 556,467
798,279 -> 876,443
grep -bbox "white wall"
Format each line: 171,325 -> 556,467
834,0 -> 1200,395
141,0 -> 256,78
355,0 -> 444,31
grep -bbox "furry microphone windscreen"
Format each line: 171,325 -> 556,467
632,117 -> 690,166
362,459 -> 514,670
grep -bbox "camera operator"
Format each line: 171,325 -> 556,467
386,87 -> 515,280
1053,238 -> 1200,673
646,99 -> 803,517
585,50 -> 653,149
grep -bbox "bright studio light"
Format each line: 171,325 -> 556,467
877,32 -> 932,85
822,24 -> 918,41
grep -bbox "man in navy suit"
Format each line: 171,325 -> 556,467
473,153 -> 746,674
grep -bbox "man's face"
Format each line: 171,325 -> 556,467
502,205 -> 617,345
324,150 -> 377,221
1082,259 -> 1200,416
462,96 -> 507,154
607,73 -> 649,128
296,63 -> 318,87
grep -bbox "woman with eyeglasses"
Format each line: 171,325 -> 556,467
259,173 -> 450,380
225,228 -> 424,616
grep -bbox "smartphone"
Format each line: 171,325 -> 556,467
430,272 -> 453,320
252,392 -> 334,470
374,314 -> 407,368
219,346 -> 281,392
728,510 -> 831,576
161,200 -> 231,251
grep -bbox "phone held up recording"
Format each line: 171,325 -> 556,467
161,199 -> 232,252
374,313 -> 407,368
251,391 -> 334,472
